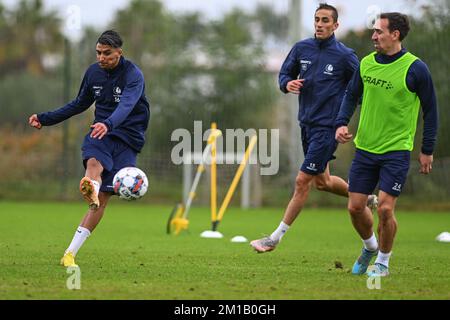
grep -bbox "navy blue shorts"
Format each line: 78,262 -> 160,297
81,134 -> 137,193
300,126 -> 338,175
348,149 -> 410,197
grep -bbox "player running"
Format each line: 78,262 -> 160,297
251,3 -> 377,254
335,13 -> 438,276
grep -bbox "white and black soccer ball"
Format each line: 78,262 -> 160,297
113,167 -> 149,200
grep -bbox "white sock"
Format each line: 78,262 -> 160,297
270,221 -> 290,243
375,251 -> 392,267
91,180 -> 100,195
362,233 -> 378,252
66,226 -> 91,256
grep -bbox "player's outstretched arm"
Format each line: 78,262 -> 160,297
28,114 -> 42,130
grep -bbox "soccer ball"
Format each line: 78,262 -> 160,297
113,167 -> 149,200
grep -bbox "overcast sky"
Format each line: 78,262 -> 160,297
2,0 -> 427,40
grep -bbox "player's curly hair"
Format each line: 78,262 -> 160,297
380,12 -> 410,41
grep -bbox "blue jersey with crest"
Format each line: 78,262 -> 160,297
38,56 -> 150,152
279,34 -> 359,128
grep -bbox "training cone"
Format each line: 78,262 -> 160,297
200,230 -> 223,239
436,232 -> 450,243
231,236 -> 248,243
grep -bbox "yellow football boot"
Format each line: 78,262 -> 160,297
79,177 -> 100,209
60,251 -> 78,267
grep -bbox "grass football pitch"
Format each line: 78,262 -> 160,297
0,201 -> 449,300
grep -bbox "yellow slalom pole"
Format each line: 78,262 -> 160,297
209,123 -> 218,225
214,135 -> 257,230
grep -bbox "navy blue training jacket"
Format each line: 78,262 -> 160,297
38,56 -> 150,152
336,48 -> 438,155
279,34 -> 359,128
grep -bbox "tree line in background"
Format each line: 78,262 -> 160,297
1,0 -> 448,155
1,0 -> 448,149
0,0 -> 289,152
0,0 -> 448,204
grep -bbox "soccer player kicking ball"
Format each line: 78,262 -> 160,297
29,30 -> 150,267
335,13 -> 438,277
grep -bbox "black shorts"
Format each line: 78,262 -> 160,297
348,149 -> 410,197
81,134 -> 137,193
300,126 -> 338,175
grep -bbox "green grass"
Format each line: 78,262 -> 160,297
0,201 -> 449,300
